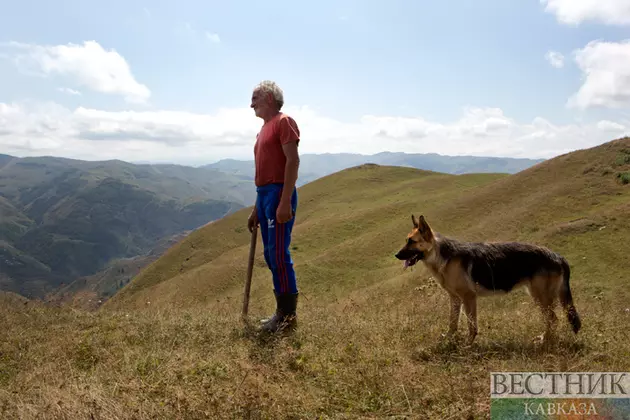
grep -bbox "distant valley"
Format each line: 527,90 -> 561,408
0,154 -> 252,300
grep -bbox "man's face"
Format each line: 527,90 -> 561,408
250,88 -> 273,118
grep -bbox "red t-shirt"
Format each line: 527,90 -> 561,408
254,113 -> 300,187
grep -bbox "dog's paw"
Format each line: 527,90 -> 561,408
532,333 -> 556,351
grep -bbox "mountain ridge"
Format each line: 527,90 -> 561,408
203,151 -> 544,186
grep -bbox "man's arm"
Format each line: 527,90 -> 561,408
277,115 -> 301,208
280,141 -> 299,206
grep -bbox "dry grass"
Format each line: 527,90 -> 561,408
2,137 -> 630,419
2,281 -> 629,419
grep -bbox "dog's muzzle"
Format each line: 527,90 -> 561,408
395,249 -> 424,269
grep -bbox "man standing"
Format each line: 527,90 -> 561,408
247,80 -> 301,333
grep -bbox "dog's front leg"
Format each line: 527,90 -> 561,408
448,293 -> 462,336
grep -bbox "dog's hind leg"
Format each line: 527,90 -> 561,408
541,304 -> 558,345
529,275 -> 560,347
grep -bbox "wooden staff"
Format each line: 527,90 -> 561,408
241,225 -> 257,321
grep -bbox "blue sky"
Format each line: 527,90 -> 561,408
1,0 -> 629,164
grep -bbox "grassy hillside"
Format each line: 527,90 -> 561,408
110,139 -> 630,311
0,155 -> 252,298
1,138 -> 629,419
0,196 -> 33,242
107,165 -> 508,310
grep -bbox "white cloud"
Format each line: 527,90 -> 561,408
1,101 -> 628,165
205,32 -> 221,44
57,87 -> 81,96
2,41 -> 150,104
597,120 -> 627,131
542,0 -> 630,26
568,40 -> 630,109
545,51 -> 565,68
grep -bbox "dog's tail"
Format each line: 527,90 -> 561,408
559,258 -> 581,334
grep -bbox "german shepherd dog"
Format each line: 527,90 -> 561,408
395,215 -> 581,346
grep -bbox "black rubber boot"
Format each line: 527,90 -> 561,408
259,290 -> 282,324
259,292 -> 298,333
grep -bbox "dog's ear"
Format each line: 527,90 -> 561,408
411,214 -> 419,228
417,215 -> 434,240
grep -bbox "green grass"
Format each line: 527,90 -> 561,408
1,138 -> 630,419
613,148 -> 630,167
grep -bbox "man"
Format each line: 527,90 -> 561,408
247,80 -> 301,333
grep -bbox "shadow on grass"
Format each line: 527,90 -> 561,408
411,334 -> 587,363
